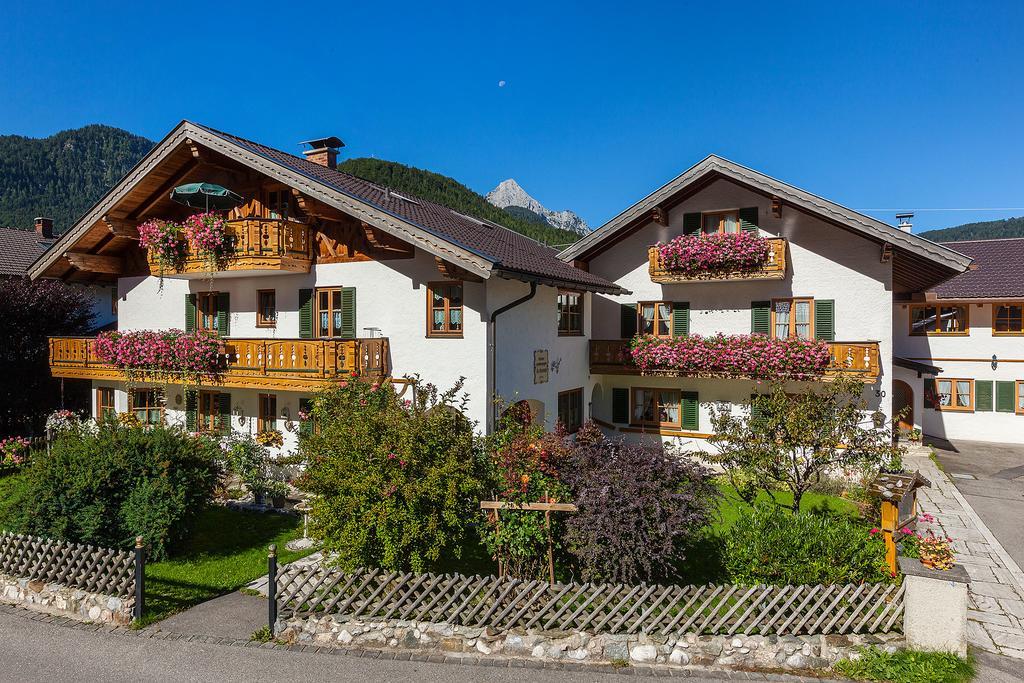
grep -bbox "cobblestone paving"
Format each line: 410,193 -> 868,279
906,445 -> 1024,660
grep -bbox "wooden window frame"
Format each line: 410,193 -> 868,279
315,287 -> 344,339
258,393 -> 278,432
197,391 -> 222,433
935,378 -> 975,412
426,281 -> 464,338
557,388 -> 584,434
637,301 -> 673,338
256,289 -> 277,328
196,291 -> 219,332
130,388 -> 164,426
771,298 -> 815,340
1017,381 -> 1024,416
96,387 -> 116,421
992,302 -> 1024,336
629,387 -> 683,429
701,209 -> 740,235
263,185 -> 293,220
557,290 -> 584,336
909,303 -> 970,336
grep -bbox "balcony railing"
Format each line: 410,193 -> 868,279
48,336 -> 389,390
590,338 -> 881,382
648,237 -> 787,283
146,218 -> 314,278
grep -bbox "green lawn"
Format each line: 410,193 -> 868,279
141,506 -> 316,625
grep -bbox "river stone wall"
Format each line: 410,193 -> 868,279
276,615 -> 904,671
0,572 -> 132,625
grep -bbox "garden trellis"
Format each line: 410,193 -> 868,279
480,497 -> 577,584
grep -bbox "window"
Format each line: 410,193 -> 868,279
638,302 -> 672,337
557,291 -> 583,335
631,388 -> 681,428
773,298 -> 813,339
427,282 -> 463,337
993,303 -> 1024,335
702,210 -> 740,235
557,388 -> 583,433
131,389 -> 163,425
196,291 -> 219,332
197,391 -> 223,433
316,288 -> 345,338
258,394 -> 277,432
257,290 -> 277,327
265,189 -> 292,219
910,304 -> 968,335
1018,381 -> 1024,415
934,378 -> 974,412
96,387 -> 116,421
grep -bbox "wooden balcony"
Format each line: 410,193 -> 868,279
590,339 -> 881,382
48,336 -> 389,390
648,237 -> 787,283
147,218 -> 314,278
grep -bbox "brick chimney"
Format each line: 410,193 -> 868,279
300,136 -> 345,170
34,217 -> 54,239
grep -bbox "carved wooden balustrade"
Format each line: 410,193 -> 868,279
648,237 -> 787,283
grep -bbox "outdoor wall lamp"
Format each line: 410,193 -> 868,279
992,354 -> 998,370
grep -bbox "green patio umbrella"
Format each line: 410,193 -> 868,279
169,183 -> 244,211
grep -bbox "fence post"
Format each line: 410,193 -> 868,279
268,544 -> 278,634
133,536 -> 145,622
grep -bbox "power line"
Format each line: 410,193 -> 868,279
856,207 -> 1024,212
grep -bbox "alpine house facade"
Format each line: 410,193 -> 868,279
30,121 -> 625,452
559,156 -> 972,451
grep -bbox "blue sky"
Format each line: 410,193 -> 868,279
1,1 -> 1022,231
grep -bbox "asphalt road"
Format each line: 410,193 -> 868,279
931,438 -> 1024,571
1,610 -> 737,683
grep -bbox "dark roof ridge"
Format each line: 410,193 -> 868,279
937,236 -> 1024,245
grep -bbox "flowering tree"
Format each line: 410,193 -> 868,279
705,377 -> 904,513
0,277 -> 95,437
94,329 -> 222,384
656,232 -> 770,276
631,333 -> 832,380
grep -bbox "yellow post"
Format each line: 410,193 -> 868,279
881,500 -> 898,575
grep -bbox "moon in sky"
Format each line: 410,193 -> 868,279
498,80 -> 506,87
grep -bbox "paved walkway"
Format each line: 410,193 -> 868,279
905,444 -> 1024,660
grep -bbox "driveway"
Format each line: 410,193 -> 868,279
930,438 -> 1024,572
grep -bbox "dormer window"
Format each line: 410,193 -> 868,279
702,210 -> 740,235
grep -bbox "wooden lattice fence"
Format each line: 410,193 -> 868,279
0,531 -> 136,598
276,565 -> 904,636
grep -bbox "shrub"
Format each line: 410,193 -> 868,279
562,423 -> 718,584
835,647 -> 974,683
296,378 -> 485,572
723,504 -> 890,585
223,433 -> 288,503
16,422 -> 220,559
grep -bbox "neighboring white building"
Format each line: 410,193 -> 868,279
559,156 -> 972,451
30,122 -> 625,452
893,238 -> 1024,444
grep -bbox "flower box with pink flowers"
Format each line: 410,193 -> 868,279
648,234 -> 787,283
630,333 -> 833,380
94,329 -> 223,383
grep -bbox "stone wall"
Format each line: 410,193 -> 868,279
0,572 -> 132,625
276,615 -> 904,671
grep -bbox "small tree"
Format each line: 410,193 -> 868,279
706,377 -> 903,513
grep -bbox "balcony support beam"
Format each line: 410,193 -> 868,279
103,216 -> 139,239
64,252 -> 126,275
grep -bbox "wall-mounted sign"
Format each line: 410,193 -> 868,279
533,349 -> 549,384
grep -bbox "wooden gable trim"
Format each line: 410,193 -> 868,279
435,256 -> 483,282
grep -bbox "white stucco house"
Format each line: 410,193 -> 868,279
893,238 -> 1024,444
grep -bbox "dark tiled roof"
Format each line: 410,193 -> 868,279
194,124 -> 620,293
931,238 -> 1024,299
0,227 -> 54,276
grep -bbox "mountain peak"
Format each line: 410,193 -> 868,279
485,179 -> 589,236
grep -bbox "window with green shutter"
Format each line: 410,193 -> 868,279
672,302 -> 689,337
682,213 -> 701,235
313,287 -> 357,338
681,391 -> 699,430
751,301 -> 771,335
630,387 -> 696,431
612,388 -> 629,424
814,300 -> 835,342
298,288 -> 314,339
216,292 -> 230,336
620,303 -> 638,339
218,393 -> 232,435
996,381 -> 1015,413
185,391 -> 197,432
738,207 -> 759,234
976,381 -> 994,412
185,294 -> 196,333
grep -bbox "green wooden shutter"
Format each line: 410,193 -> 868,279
751,301 -> 771,335
299,288 -> 314,339
739,207 -> 759,234
185,391 -> 197,432
814,300 -> 835,342
216,292 -> 230,336
340,287 -> 357,338
612,388 -> 629,424
681,391 -> 699,430
672,302 -> 689,337
996,381 -> 1015,413
976,381 -> 994,411
683,213 -> 702,235
185,294 -> 196,333
299,398 -> 314,437
620,303 -> 637,339
218,393 -> 231,435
